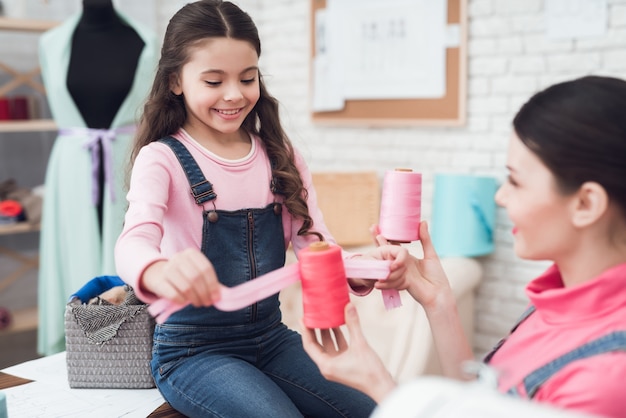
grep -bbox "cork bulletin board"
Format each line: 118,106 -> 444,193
309,0 -> 467,127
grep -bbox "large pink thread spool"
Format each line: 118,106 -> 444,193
299,241 -> 350,329
379,168 -> 422,243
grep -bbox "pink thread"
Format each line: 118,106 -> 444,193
300,243 -> 350,329
378,169 -> 422,310
379,169 -> 422,243
147,252 -> 391,324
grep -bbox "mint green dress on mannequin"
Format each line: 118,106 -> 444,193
37,10 -> 157,355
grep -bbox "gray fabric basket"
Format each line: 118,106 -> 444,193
64,288 -> 156,389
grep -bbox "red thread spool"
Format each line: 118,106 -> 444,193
299,241 -> 349,329
0,98 -> 10,120
379,168 -> 422,243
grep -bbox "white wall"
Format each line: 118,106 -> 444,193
249,0 -> 626,357
2,0 -> 626,357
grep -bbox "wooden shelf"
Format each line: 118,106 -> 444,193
0,307 -> 37,335
0,17 -> 58,32
0,222 -> 40,236
0,17 -> 59,132
0,119 -> 57,132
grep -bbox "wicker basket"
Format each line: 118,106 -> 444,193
64,288 -> 156,389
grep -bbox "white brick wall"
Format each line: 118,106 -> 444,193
250,0 -> 626,358
2,0 -> 626,359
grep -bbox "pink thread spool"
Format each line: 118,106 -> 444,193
299,241 -> 349,329
379,168 -> 422,243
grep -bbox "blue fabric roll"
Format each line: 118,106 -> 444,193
69,275 -> 125,303
431,173 -> 498,258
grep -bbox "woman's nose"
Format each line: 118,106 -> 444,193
494,183 -> 506,207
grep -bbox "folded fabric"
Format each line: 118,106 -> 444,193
69,275 -> 125,303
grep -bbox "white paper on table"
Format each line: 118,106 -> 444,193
1,352 -> 165,418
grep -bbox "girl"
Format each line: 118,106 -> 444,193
115,1 -> 406,417
302,76 -> 626,418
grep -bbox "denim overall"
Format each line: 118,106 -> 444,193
484,305 -> 626,399
151,137 -> 376,418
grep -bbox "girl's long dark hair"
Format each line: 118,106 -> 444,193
131,0 -> 317,237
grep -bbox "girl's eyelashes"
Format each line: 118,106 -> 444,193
203,78 -> 256,86
507,175 -> 519,187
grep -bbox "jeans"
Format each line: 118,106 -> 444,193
152,315 -> 376,417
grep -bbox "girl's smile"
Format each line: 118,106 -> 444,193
213,107 -> 245,119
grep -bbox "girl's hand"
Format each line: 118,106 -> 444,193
370,221 -> 451,310
141,248 -> 222,307
301,303 -> 397,403
361,244 -> 411,291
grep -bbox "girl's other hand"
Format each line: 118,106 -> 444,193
363,244 -> 411,291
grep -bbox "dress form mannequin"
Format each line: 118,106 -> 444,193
67,0 -> 144,229
37,1 -> 158,356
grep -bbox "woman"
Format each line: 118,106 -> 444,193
303,75 -> 626,418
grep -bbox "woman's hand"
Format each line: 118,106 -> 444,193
370,221 -> 474,379
301,303 -> 397,403
141,248 -> 222,307
402,221 -> 451,309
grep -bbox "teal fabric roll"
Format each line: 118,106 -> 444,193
431,173 -> 498,257
0,391 -> 6,418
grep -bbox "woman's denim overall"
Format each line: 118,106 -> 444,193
484,305 -> 626,398
151,137 -> 376,418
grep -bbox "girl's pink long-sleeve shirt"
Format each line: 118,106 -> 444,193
115,130 -> 337,303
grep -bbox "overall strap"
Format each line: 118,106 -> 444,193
484,305 -> 536,363
158,136 -> 217,205
508,331 -> 626,399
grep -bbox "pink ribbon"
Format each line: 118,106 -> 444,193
148,258 -> 392,324
59,126 -> 136,206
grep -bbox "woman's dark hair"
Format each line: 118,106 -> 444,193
513,75 -> 626,216
131,0 -> 318,238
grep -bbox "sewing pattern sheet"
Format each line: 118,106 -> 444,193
324,0 -> 447,100
1,353 -> 164,418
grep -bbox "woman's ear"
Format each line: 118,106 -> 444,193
571,181 -> 608,228
170,74 -> 182,96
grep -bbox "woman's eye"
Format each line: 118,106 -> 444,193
507,175 -> 518,186
241,77 -> 256,84
205,81 -> 221,86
